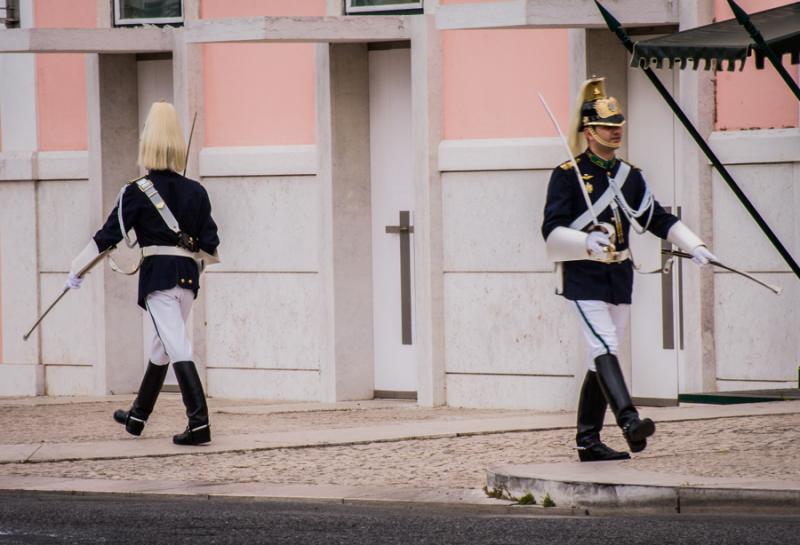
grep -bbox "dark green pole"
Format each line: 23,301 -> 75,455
595,0 -> 800,280
727,0 -> 800,101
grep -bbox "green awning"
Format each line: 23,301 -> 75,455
631,2 -> 800,71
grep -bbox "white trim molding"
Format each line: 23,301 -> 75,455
0,151 -> 89,181
0,151 -> 35,180
436,0 -> 678,30
199,145 -> 318,177
37,151 -> 89,180
439,137 -> 563,172
184,16 -> 411,44
0,27 -> 175,53
709,128 -> 800,165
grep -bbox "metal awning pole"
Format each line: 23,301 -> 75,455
595,0 -> 800,280
727,0 -> 800,102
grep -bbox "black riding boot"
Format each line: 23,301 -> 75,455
594,354 -> 655,453
172,361 -> 211,445
576,370 -> 630,462
113,362 -> 168,436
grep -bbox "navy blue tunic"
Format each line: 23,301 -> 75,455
93,170 -> 220,309
541,152 -> 678,305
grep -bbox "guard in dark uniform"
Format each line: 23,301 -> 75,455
66,101 -> 219,446
541,78 -> 715,461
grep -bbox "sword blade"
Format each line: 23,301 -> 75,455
662,249 -> 782,295
23,247 -> 113,341
22,288 -> 69,341
538,92 -> 599,227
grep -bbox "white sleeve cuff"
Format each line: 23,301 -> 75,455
545,226 -> 589,262
70,240 -> 101,276
667,221 -> 705,253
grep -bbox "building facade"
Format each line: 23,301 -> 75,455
0,0 -> 797,409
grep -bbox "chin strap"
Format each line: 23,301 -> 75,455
587,126 -> 622,149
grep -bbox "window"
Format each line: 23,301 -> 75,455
1,0 -> 19,29
345,0 -> 423,15
113,0 -> 183,27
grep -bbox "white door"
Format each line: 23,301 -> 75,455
627,62 -> 682,403
369,46 -> 417,396
137,56 -> 181,386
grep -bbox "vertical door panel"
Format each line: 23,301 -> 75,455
369,47 -> 416,394
628,60 -> 681,403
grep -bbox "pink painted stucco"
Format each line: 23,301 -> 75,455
440,0 -> 507,3
443,29 -> 570,139
714,0 -> 798,130
201,0 -> 326,146
34,0 -> 95,151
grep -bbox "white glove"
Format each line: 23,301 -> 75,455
64,272 -> 83,290
691,245 -> 716,266
586,230 -> 612,256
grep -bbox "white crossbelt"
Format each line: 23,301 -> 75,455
569,162 -> 631,231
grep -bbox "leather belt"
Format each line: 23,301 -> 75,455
142,246 -> 197,259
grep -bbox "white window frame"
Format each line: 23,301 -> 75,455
113,0 -> 184,26
345,0 -> 422,14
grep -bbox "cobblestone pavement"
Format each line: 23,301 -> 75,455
1,397 -> 798,490
0,396 -> 531,444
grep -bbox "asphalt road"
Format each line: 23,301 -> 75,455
0,493 -> 798,545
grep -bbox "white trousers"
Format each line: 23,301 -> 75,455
145,286 -> 194,365
573,300 -> 631,372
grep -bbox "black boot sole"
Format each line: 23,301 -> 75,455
173,425 -> 211,446
577,445 -> 631,462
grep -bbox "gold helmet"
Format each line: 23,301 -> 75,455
567,77 -> 626,156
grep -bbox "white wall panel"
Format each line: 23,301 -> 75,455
203,177 -> 319,272
444,272 -> 581,375
0,364 -> 41,396
0,182 -> 39,365
39,273 -> 96,366
204,273 -> 321,370
37,180 -> 93,272
442,170 -> 550,272
446,374 -> 577,411
44,365 -> 94,396
207,367 -> 320,401
714,273 -> 798,382
712,163 -> 797,272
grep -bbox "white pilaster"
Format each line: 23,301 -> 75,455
411,14 -> 444,407
676,0 -> 715,394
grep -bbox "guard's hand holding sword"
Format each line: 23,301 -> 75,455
690,245 -> 716,266
586,229 -> 613,257
64,272 -> 83,290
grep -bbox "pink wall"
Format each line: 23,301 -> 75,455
201,0 -> 326,146
715,0 -> 798,130
34,0 -> 96,151
443,29 -> 570,139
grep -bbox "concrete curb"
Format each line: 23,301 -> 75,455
487,462 -> 800,514
0,476 -> 577,514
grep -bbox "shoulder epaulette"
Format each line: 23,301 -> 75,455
126,175 -> 147,185
559,157 -> 581,170
620,158 -> 640,171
